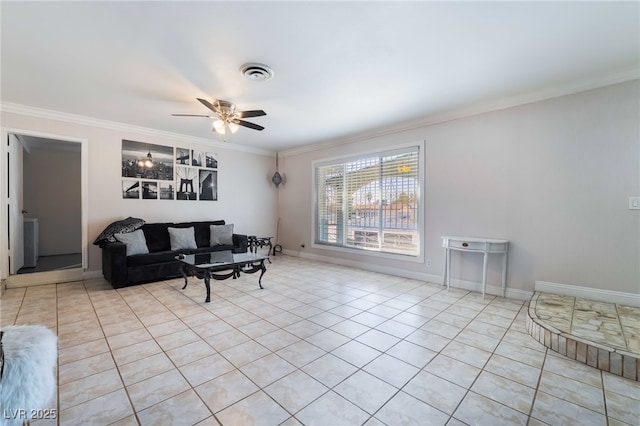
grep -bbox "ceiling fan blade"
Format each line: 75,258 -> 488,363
171,114 -> 213,117
197,98 -> 219,113
237,110 -> 266,118
233,119 -> 265,131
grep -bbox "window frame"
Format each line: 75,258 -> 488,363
312,141 -> 425,262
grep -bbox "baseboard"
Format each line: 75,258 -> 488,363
447,277 -> 533,301
6,268 -> 84,288
535,280 -> 640,307
83,270 -> 104,280
285,249 -> 532,301
291,249 -> 441,282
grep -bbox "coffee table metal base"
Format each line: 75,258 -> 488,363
180,259 -> 266,303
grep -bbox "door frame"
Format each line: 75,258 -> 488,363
7,133 -> 25,275
0,127 -> 88,287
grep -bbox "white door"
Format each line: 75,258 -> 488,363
8,133 -> 24,274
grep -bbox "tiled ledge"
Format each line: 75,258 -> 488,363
526,292 -> 639,382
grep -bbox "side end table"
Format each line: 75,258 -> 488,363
441,236 -> 509,299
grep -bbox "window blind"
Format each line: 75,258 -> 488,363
314,146 -> 420,256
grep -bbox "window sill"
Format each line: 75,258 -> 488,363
312,241 -> 424,263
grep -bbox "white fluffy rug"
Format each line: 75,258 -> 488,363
1,325 -> 57,426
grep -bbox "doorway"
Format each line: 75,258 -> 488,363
1,129 -> 88,287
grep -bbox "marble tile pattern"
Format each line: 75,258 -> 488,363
532,292 -> 575,334
618,305 -> 640,354
573,299 -> 626,350
528,291 -> 640,382
2,256 -> 639,425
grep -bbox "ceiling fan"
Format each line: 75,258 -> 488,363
172,98 -> 266,134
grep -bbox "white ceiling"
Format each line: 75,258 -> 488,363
1,1 -> 638,153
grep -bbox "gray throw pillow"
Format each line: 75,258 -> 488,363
114,229 -> 149,255
210,224 -> 234,246
168,227 -> 197,250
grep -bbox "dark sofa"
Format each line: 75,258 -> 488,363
100,220 -> 248,288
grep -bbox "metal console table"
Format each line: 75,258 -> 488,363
441,236 -> 509,298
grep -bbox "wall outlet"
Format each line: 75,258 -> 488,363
426,259 -> 432,268
630,196 -> 640,210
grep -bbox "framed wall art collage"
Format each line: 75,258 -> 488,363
121,139 -> 218,201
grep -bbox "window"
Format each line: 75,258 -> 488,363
314,145 -> 421,256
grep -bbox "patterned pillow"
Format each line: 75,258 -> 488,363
93,217 -> 145,246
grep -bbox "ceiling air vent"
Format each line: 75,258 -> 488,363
240,63 -> 274,82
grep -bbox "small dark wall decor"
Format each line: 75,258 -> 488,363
142,181 -> 158,199
159,182 -> 174,200
121,140 -> 218,201
176,148 -> 190,165
192,150 -> 204,167
206,153 -> 218,169
122,179 -> 140,199
199,169 -> 217,201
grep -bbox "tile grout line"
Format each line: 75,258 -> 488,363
83,279 -> 138,424
7,257 -> 638,425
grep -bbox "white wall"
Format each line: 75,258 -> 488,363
278,81 -> 640,296
1,81 -> 637,296
24,147 -> 82,256
1,112 -> 279,275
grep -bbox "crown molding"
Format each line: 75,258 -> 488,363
0,102 -> 274,156
2,67 -> 637,159
280,68 -> 639,157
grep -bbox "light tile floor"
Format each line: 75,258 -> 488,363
1,255 -> 639,425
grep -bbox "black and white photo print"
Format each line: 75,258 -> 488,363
176,166 -> 198,200
122,179 -> 140,199
159,181 -> 174,200
175,147 -> 190,165
206,152 -> 218,169
199,169 -> 217,201
142,181 -> 158,199
122,140 -> 174,180
191,150 -> 204,167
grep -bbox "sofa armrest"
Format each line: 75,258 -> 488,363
232,234 -> 248,253
101,242 -> 128,288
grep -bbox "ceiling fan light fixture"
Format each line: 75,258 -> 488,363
177,97 -> 266,136
213,119 -> 226,134
240,63 -> 274,82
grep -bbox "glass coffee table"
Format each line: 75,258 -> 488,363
176,251 -> 269,302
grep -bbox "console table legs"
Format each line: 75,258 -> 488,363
444,249 -> 490,299
443,248 -> 451,291
441,246 -> 508,300
501,254 -> 508,298
481,252 -> 489,300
